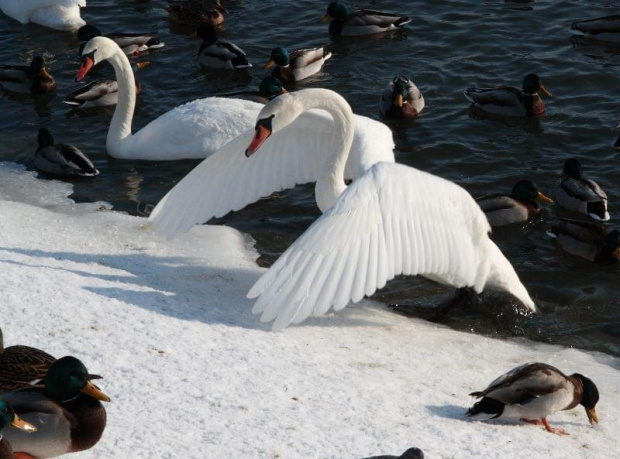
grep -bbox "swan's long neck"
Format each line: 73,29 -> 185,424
292,89 -> 354,212
106,49 -> 136,156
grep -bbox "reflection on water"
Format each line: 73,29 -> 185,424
0,0 -> 619,356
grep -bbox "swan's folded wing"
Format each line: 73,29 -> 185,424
248,162 -> 492,331
148,110 -> 394,238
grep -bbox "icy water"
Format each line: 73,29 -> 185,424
0,0 -> 618,355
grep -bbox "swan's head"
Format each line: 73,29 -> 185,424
76,37 -> 118,82
245,92 -> 304,157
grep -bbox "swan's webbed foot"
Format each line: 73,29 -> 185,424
389,287 -> 477,322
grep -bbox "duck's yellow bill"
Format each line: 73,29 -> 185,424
263,59 -> 276,70
536,192 -> 554,204
540,85 -> 552,97
396,94 -> 404,107
136,61 -> 150,70
586,407 -> 598,424
11,414 -> 37,432
81,380 -> 111,402
319,14 -> 330,23
41,67 -> 52,79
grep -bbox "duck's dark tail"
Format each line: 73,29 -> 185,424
395,17 -> 411,28
466,396 -> 505,420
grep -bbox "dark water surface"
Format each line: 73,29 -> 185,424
1,1 -> 618,355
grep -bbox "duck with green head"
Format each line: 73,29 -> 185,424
2,356 -> 110,458
379,76 -> 424,118
196,22 -> 251,69
0,56 -> 57,95
0,399 -> 36,459
464,74 -> 552,117
476,180 -> 553,227
555,158 -> 609,221
320,1 -> 411,36
548,218 -> 620,262
263,46 -> 332,83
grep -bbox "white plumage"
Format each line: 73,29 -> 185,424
0,0 -> 85,31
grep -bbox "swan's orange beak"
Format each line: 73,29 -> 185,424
246,115 -> 274,157
76,56 -> 94,82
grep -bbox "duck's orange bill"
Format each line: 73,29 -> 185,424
396,94 -> 404,107
11,413 -> 37,432
536,192 -> 554,204
81,380 -> 111,402
319,14 -> 330,23
586,407 -> 599,424
246,125 -> 272,157
540,85 -> 552,97
263,59 -> 276,70
76,57 -> 94,82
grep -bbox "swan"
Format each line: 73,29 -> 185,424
149,88 -> 536,331
75,36 -> 263,160
0,0 -> 86,31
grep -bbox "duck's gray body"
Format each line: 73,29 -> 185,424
34,144 -> 99,177
572,15 -> 620,42
555,176 -> 609,221
198,41 -> 251,69
65,79 -> 141,108
330,10 -> 411,36
273,47 -> 331,82
476,194 -> 535,226
548,218 -> 619,262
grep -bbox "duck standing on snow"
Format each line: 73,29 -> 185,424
167,0 -> 227,26
379,76 -> 424,118
0,327 -> 56,393
572,15 -> 620,43
0,0 -> 85,31
364,447 -> 424,459
320,1 -> 411,36
78,24 -> 165,56
555,158 -> 610,221
548,218 -> 620,262
464,74 -> 552,117
34,128 -> 99,177
196,22 -> 251,69
467,362 -> 599,435
2,356 -> 110,458
0,56 -> 56,95
476,180 -> 553,227
263,46 -> 331,83
0,399 -> 37,458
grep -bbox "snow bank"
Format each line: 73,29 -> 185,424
0,162 -> 618,458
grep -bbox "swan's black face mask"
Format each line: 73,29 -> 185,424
246,114 -> 275,157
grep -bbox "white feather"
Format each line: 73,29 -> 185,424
0,0 -> 85,31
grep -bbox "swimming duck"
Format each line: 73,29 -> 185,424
548,218 -> 620,262
196,22 -> 251,69
0,327 -> 55,393
34,128 -> 99,177
263,46 -> 332,83
464,74 -> 551,117
476,180 -> 553,227
467,362 -> 599,435
379,76 -> 425,118
64,61 -> 149,108
2,356 -> 110,458
572,15 -> 620,43
555,158 -> 609,221
320,1 -> 411,36
364,447 -> 424,459
221,76 -> 286,104
0,56 -> 56,95
0,399 -> 37,459
78,24 -> 165,56
167,0 -> 227,26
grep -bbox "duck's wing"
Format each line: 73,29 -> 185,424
353,10 -> 411,28
470,363 -> 567,405
0,346 -> 56,392
463,86 -> 522,107
290,47 -> 329,67
559,178 -> 603,202
107,32 -> 158,48
248,161 -> 498,331
64,79 -> 118,105
582,178 -> 608,201
0,65 -> 29,83
572,15 -> 620,34
148,112 -> 394,238
39,145 -> 98,176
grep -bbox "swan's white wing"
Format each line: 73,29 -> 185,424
248,162 -> 494,331
1,0 -> 86,30
148,111 -> 394,237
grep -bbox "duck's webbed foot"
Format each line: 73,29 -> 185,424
390,287 -> 477,321
542,418 -> 570,436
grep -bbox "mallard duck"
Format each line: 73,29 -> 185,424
196,22 -> 251,69
221,76 -> 286,104
555,158 -> 609,221
476,180 -> 553,227
167,0 -> 227,26
464,74 -> 552,117
364,447 -> 424,459
379,76 -> 424,118
548,218 -> 620,262
2,356 -> 110,458
34,128 -> 99,177
263,46 -> 331,83
0,328 -> 55,393
0,56 -> 56,95
0,399 -> 36,459
467,362 -> 599,435
320,1 -> 411,36
572,15 -> 620,43
64,61 -> 149,108
77,24 -> 165,56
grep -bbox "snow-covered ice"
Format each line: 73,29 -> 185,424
1,162 -> 618,458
